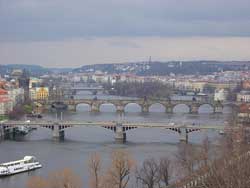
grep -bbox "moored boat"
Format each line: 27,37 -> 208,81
15,126 -> 30,135
0,156 -> 42,176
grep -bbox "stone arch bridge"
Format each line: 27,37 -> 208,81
37,98 -> 226,114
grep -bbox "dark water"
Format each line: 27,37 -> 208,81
0,93 -> 232,188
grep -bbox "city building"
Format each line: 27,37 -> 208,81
11,69 -> 23,80
214,89 -> 228,102
237,103 -> 250,126
207,81 -> 238,90
7,88 -> 24,106
35,87 -> 49,100
0,88 -> 8,97
92,73 -> 107,83
29,88 -> 37,100
29,77 -> 42,89
81,74 -> 91,82
242,80 -> 250,90
0,88 -> 13,115
15,70 -> 30,101
237,91 -> 250,102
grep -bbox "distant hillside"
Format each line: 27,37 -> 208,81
0,64 -> 73,76
73,61 -> 250,75
49,68 -> 73,74
0,64 -> 50,76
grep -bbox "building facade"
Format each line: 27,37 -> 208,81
237,91 -> 250,102
35,87 -> 49,100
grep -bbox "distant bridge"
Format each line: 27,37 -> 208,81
62,86 -> 104,95
0,120 -> 231,143
35,98 -> 237,114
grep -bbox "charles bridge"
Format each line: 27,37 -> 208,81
35,97 -> 231,114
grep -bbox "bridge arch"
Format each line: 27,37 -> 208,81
99,103 -> 117,112
198,103 -> 214,114
173,104 -> 190,113
124,103 -> 142,112
75,103 -> 91,112
149,103 -> 166,112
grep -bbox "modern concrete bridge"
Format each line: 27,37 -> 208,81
36,98 -> 229,114
0,120 -> 228,142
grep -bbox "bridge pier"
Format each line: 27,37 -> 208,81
165,106 -> 173,113
116,105 -> 125,113
190,105 -> 199,114
179,128 -> 188,143
68,104 -> 76,112
52,126 -> 65,140
91,103 -> 100,112
141,105 -> 149,113
4,128 -> 16,140
114,124 -> 126,143
0,126 -> 4,140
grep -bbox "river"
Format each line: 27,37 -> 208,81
0,92 -> 232,188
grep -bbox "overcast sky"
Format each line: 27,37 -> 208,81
1,0 -> 250,68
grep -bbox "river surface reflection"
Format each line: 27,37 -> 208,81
0,93 -> 232,188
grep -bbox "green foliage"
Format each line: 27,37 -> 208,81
0,115 -> 8,121
23,104 -> 33,114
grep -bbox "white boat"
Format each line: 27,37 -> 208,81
16,126 -> 30,135
219,130 -> 225,135
0,156 -> 42,176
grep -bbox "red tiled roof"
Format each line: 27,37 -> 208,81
0,96 -> 11,103
0,88 -> 7,95
239,103 -> 250,113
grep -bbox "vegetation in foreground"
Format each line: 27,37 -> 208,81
26,131 -> 250,188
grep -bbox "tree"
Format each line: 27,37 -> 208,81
27,168 -> 82,188
159,157 -> 172,187
26,176 -> 48,188
23,104 -> 33,114
88,152 -> 102,188
104,150 -> 134,188
136,158 -> 160,188
48,168 -> 82,188
176,144 -> 200,176
193,142 -> 250,188
8,105 -> 24,120
197,136 -> 210,168
104,81 -> 173,99
173,130 -> 250,188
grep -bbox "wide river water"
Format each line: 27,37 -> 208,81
0,93 -> 232,188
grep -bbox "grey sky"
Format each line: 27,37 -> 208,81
0,0 -> 250,67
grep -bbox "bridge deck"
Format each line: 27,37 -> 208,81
1,121 -> 226,130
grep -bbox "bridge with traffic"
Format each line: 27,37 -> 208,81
0,120 -> 231,143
